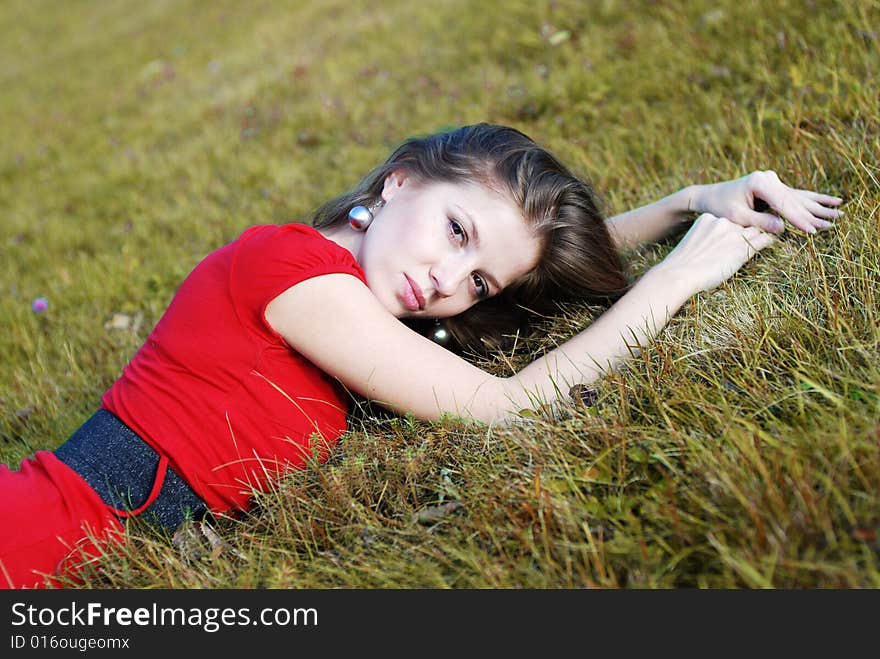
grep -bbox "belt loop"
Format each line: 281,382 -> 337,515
113,456 -> 169,518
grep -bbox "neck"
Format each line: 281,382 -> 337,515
316,222 -> 365,263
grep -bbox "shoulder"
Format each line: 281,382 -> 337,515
237,222 -> 343,255
232,222 -> 366,285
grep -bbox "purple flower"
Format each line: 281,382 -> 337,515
32,297 -> 48,313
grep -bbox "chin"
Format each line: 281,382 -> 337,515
387,298 -> 409,319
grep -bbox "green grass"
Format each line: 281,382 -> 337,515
1,0 -> 878,588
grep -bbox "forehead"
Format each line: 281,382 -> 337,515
436,179 -> 542,288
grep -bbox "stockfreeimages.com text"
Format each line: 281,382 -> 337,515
11,601 -> 317,633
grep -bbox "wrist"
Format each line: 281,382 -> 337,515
646,260 -> 698,302
683,184 -> 707,215
661,186 -> 703,228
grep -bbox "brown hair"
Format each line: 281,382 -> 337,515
310,123 -> 632,355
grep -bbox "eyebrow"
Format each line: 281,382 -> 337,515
452,203 -> 502,294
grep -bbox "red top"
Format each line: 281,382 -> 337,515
102,223 -> 367,513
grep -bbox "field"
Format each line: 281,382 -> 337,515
1,0 -> 878,587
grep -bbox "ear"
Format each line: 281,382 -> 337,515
381,169 -> 408,203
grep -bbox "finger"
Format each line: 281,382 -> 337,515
739,210 -> 785,234
805,200 -> 844,219
794,189 -> 844,205
805,216 -> 835,232
742,226 -> 767,239
753,231 -> 778,250
768,198 -> 818,234
743,230 -> 777,257
752,175 -> 829,234
751,176 -> 800,225
791,201 -> 840,233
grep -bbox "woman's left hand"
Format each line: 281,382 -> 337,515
690,170 -> 844,235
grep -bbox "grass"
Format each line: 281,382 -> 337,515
1,0 -> 878,588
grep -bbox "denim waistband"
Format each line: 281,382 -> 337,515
55,409 -> 206,532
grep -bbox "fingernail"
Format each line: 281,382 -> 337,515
807,226 -> 817,234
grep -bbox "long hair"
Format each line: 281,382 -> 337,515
310,123 -> 632,355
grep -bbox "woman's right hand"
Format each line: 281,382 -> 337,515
658,213 -> 779,294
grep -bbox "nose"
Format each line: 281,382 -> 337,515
430,256 -> 472,298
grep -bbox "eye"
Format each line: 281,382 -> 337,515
472,273 -> 489,299
449,218 -> 466,245
449,218 -> 489,299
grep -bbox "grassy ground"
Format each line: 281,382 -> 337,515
1,0 -> 878,588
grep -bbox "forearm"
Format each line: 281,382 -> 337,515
495,264 -> 692,421
606,185 -> 702,251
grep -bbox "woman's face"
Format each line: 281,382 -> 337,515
357,171 -> 542,319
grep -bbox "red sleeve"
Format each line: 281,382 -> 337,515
229,223 -> 367,340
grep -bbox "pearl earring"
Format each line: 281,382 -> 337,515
430,319 -> 451,346
347,201 -> 384,231
348,206 -> 372,231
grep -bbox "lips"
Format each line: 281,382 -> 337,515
403,274 -> 425,311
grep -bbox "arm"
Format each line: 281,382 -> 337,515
605,186 -> 699,252
505,214 -> 775,415
607,171 -> 843,251
498,261 -> 690,415
267,215 -> 777,426
267,262 -> 689,426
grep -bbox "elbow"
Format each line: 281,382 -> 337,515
474,375 -> 529,427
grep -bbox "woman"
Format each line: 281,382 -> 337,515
0,124 -> 841,589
